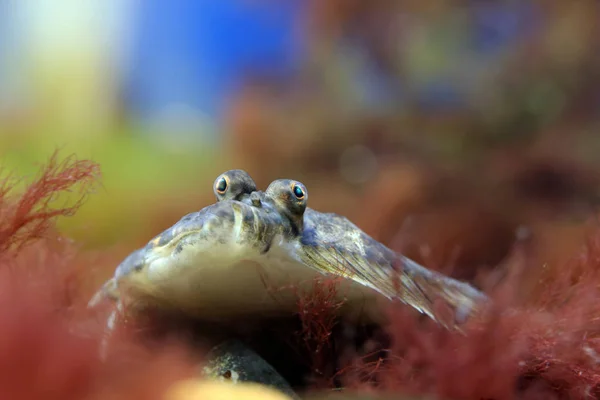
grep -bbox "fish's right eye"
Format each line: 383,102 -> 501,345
216,176 -> 228,194
292,183 -> 305,199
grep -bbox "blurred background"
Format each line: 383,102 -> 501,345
2,0 -> 600,292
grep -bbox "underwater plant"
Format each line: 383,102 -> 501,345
0,152 -> 198,400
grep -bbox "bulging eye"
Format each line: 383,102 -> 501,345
216,177 -> 228,194
292,183 -> 305,199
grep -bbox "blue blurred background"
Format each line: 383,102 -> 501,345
123,0 -> 306,140
1,1 -> 544,138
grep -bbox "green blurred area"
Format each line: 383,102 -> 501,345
0,129 -> 219,249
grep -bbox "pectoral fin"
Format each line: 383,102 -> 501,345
88,277 -> 119,308
300,246 -> 489,329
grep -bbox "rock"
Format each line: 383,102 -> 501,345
201,339 -> 300,399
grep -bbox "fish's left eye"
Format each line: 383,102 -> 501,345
292,184 -> 305,199
216,177 -> 228,194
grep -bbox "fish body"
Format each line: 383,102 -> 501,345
90,172 -> 488,329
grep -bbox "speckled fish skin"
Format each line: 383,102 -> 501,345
90,197 -> 326,319
233,185 -> 489,327
202,340 -> 299,399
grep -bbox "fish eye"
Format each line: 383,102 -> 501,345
292,183 -> 305,199
216,176 -> 228,194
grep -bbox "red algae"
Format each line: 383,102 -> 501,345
0,151 -> 100,254
326,226 -> 600,400
0,152 -> 195,400
0,279 -> 195,400
294,276 -> 346,388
